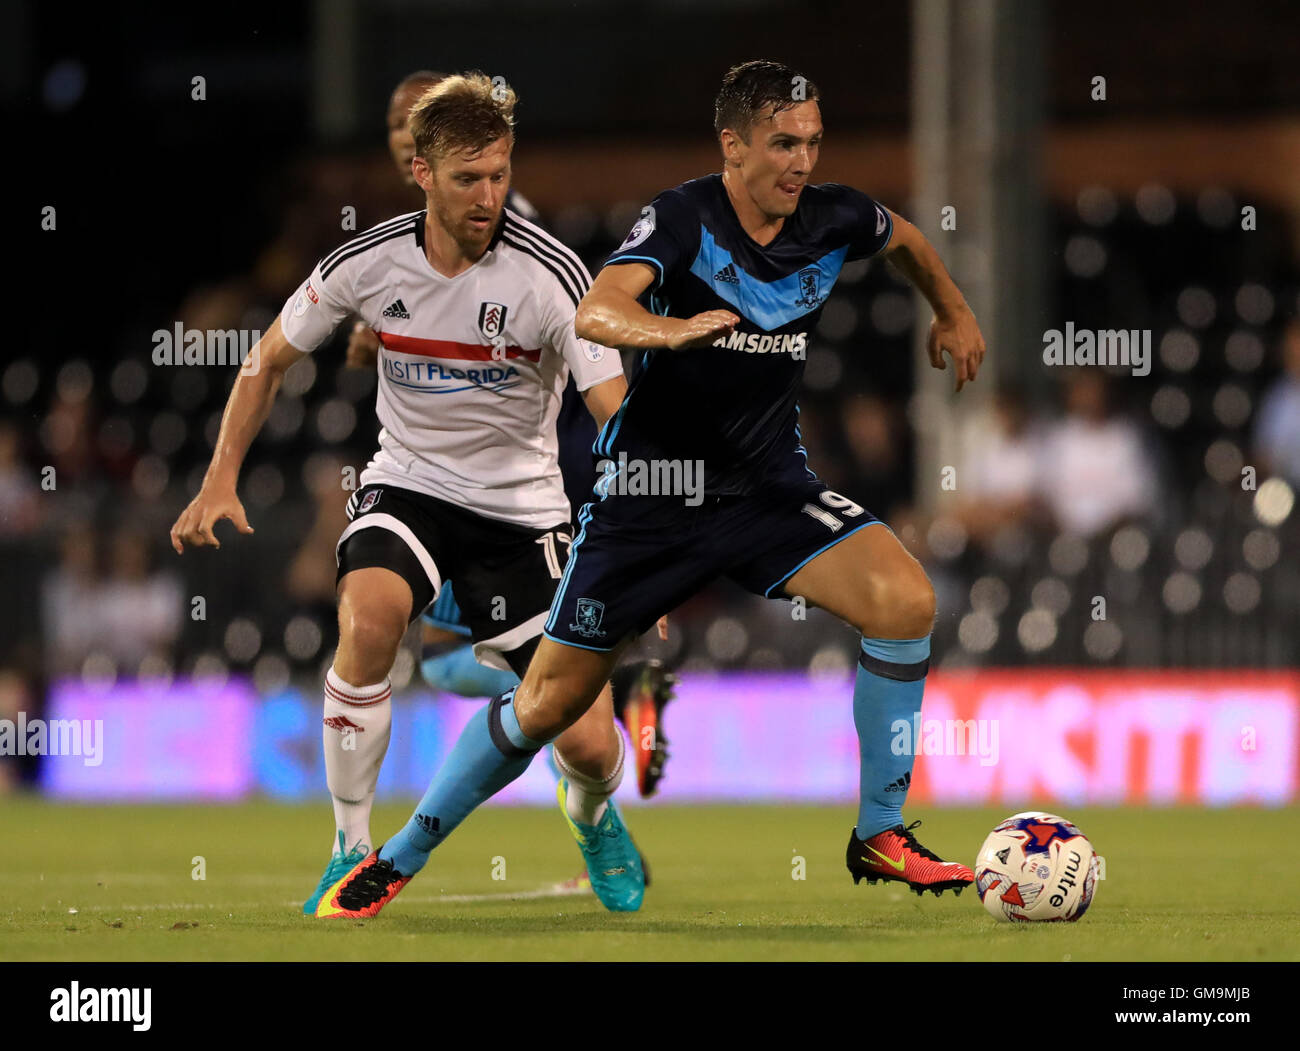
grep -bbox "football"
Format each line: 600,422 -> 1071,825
975,812 -> 1100,922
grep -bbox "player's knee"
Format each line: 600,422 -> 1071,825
890,572 -> 936,637
337,602 -> 406,681
860,568 -> 936,638
909,574 -> 938,635
555,717 -> 618,774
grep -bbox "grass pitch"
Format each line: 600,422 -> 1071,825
2,799 -> 1295,961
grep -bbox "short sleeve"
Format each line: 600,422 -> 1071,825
602,191 -> 699,292
541,278 -> 625,393
280,259 -> 355,353
830,185 -> 894,261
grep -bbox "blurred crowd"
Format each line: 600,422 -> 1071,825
2,141 -> 1299,727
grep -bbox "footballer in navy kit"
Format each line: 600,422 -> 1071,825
348,60 -> 989,916
589,170 -> 891,499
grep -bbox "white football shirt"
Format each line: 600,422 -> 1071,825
281,209 -> 624,528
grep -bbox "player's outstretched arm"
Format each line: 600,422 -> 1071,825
883,210 -> 987,392
169,316 -> 306,552
576,263 -> 739,352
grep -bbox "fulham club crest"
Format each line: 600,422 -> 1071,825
478,301 -> 509,340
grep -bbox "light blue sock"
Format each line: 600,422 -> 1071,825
853,635 -> 930,841
380,688 -> 550,875
420,644 -> 521,699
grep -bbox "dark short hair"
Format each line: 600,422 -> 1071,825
714,60 -> 819,143
389,70 -> 445,125
394,70 -> 446,97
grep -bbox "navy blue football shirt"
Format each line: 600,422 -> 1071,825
595,173 -> 893,496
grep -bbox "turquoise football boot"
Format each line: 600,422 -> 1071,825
302,831 -> 370,915
556,779 -> 645,912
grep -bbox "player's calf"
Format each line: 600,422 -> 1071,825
315,568 -> 410,868
784,526 -> 945,891
513,636 -> 623,741
552,683 -> 621,775
419,643 -> 519,698
554,698 -> 624,826
362,687 -> 556,883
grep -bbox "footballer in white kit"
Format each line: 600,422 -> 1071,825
171,73 -> 649,918
281,204 -> 623,662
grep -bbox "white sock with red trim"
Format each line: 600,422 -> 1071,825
323,666 -> 392,854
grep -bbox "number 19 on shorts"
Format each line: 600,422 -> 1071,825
801,490 -> 866,533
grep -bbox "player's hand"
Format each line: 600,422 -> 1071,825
666,310 -> 740,351
170,484 -> 254,553
927,305 -> 986,393
346,322 -> 380,368
656,615 -> 669,641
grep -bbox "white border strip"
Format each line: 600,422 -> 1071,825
336,513 -> 443,598
473,610 -> 549,671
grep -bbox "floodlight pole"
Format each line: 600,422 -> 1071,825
910,0 -> 1046,512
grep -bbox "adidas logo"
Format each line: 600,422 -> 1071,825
884,771 -> 911,793
323,716 -> 364,733
415,813 -> 440,836
382,298 -> 411,319
713,262 -> 739,285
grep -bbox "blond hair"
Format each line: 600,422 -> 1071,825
409,72 -> 516,165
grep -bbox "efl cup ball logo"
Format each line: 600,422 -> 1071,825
975,811 -> 1100,922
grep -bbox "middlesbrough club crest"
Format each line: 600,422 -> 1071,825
478,301 -> 508,340
796,266 -> 822,308
570,598 -> 608,639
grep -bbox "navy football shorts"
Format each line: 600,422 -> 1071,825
544,479 -> 881,652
